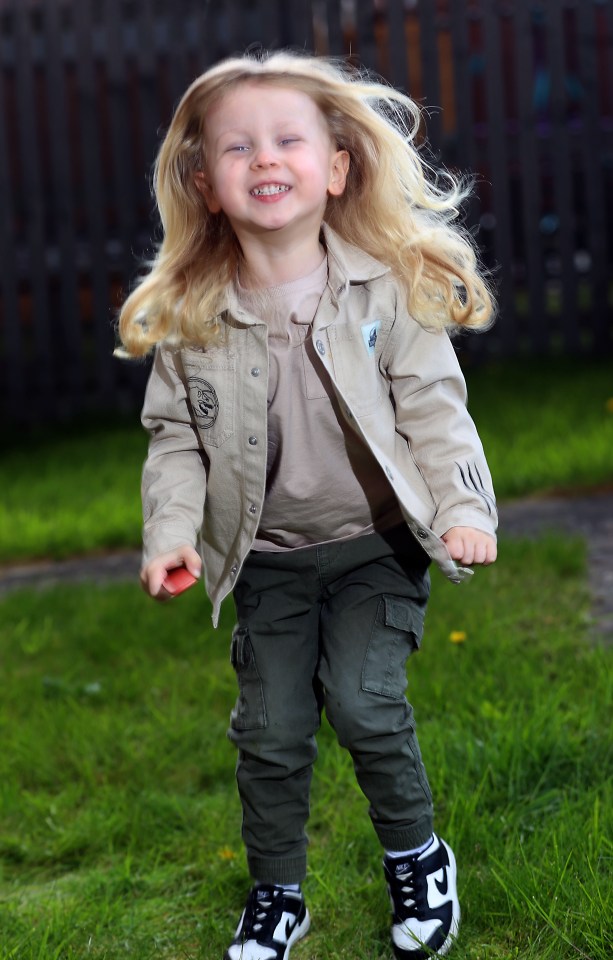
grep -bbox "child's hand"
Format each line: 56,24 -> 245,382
441,527 -> 497,566
140,546 -> 202,601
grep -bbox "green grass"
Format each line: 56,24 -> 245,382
1,357 -> 612,563
0,537 -> 611,958
464,357 -> 613,498
0,418 -> 147,563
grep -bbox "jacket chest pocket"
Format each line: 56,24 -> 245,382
329,326 -> 386,415
182,353 -> 236,447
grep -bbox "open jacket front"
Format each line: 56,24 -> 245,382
140,225 -> 497,626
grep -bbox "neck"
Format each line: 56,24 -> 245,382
236,231 -> 325,290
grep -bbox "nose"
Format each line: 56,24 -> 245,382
250,143 -> 279,169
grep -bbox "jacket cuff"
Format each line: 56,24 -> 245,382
431,507 -> 498,540
142,522 -> 198,567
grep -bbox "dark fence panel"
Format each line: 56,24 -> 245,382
1,0 -> 612,424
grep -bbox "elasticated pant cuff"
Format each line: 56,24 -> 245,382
374,813 -> 434,852
248,854 -> 307,886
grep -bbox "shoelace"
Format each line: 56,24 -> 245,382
389,861 -> 428,920
395,868 -> 417,910
242,887 -> 284,939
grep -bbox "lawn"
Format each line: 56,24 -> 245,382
0,356 -> 611,959
0,539 -> 610,959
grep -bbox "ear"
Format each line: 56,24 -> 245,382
328,150 -> 350,197
194,170 -> 222,214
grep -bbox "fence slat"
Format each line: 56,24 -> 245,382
14,0 -> 56,408
481,0 -> 515,350
252,0 -> 283,50
166,0 -> 192,110
73,0 -> 116,401
576,0 -> 610,352
0,48 -> 24,418
192,0 -> 215,73
44,0 -> 85,400
606,0 -> 613,119
282,0 -> 315,50
224,0 -> 253,55
324,0 -> 344,55
417,0 -> 443,152
135,0 -> 163,185
513,0 -> 547,352
386,0 -> 409,91
105,0 -> 138,292
447,0 -> 483,273
354,0 -> 378,71
547,0 -> 580,351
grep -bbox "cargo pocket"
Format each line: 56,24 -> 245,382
361,595 -> 425,700
229,625 -> 267,730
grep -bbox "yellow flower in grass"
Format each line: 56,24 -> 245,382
606,398 -> 613,414
217,846 -> 237,861
449,630 -> 467,644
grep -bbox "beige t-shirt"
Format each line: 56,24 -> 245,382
235,257 -> 402,551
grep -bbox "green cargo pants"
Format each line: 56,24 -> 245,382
229,524 -> 434,884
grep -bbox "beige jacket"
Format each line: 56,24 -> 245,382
141,226 -> 497,626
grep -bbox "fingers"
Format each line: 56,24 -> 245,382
140,545 -> 202,600
441,527 -> 497,566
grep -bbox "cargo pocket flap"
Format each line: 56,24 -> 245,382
383,596 -> 424,645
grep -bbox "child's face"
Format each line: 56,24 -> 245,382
196,82 -> 349,246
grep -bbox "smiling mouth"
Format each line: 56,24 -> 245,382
250,184 -> 291,197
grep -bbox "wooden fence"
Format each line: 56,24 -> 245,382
1,0 -> 612,424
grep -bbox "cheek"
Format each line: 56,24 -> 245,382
208,166 -> 240,210
302,153 -> 336,191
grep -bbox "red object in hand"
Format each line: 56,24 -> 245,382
163,567 -> 198,596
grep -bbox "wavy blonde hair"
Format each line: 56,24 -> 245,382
118,50 -> 494,356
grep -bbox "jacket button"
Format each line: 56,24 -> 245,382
251,367 -> 260,377
416,529 -> 428,540
231,563 -> 238,575
315,339 -> 326,356
248,436 -> 258,445
248,504 -> 257,515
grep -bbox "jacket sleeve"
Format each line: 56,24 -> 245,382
140,345 -> 209,566
383,312 -> 497,539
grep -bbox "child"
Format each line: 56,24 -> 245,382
119,51 -> 497,960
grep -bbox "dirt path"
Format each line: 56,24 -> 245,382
2,492 -> 612,640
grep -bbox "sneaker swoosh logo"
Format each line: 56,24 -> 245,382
434,866 -> 449,896
285,919 -> 294,940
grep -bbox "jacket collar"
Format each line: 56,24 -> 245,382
321,222 -> 390,302
220,222 -> 390,325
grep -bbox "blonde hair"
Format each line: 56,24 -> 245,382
118,50 -> 494,356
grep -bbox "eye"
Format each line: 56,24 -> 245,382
279,138 -> 299,146
227,144 -> 249,153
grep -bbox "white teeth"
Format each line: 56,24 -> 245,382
251,184 -> 290,196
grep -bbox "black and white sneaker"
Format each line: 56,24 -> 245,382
383,835 -> 460,958
224,884 -> 310,960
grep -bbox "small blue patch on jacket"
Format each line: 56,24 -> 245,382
361,320 -> 381,357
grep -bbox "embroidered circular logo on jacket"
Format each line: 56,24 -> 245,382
187,377 -> 219,429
